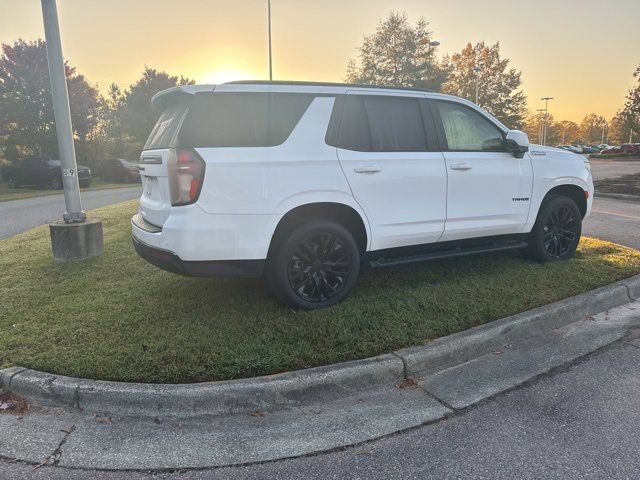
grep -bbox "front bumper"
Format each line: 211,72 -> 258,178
132,235 -> 264,278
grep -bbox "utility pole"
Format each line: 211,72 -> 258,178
267,0 -> 272,81
541,97 -> 554,146
41,0 -> 103,261
601,123 -> 606,144
41,0 -> 84,223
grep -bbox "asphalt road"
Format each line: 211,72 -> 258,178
0,186 -> 141,240
584,197 -> 640,250
3,336 -> 640,480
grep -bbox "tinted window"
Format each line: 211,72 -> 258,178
436,101 -> 504,151
333,95 -> 427,152
144,103 -> 188,150
24,158 -> 43,167
179,93 -> 314,148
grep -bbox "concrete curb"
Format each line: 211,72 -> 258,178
2,274 -> 639,418
594,192 -> 640,203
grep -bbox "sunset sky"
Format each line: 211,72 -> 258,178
2,0 -> 639,123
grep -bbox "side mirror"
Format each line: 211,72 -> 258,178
504,130 -> 529,158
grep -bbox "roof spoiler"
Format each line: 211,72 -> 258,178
151,87 -> 192,110
151,85 -> 216,110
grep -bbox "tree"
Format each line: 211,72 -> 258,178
522,112 -> 551,145
0,39 -> 100,162
614,64 -> 640,143
555,120 -> 580,145
120,67 -> 194,153
608,114 -> 629,145
345,11 -> 447,91
579,114 -> 608,144
441,42 -> 527,129
521,112 -> 566,145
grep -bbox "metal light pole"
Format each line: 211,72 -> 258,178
536,108 -> 545,144
41,0 -> 103,261
267,0 -> 272,81
41,0 -> 84,223
601,123 -> 606,144
473,66 -> 481,105
541,96 -> 554,146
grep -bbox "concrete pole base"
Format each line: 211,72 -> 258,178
49,218 -> 104,262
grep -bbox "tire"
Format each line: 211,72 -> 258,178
6,177 -> 19,189
50,176 -> 63,190
265,220 -> 361,309
526,195 -> 582,262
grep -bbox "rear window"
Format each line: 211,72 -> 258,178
178,92 -> 314,148
330,95 -> 428,152
143,104 -> 188,150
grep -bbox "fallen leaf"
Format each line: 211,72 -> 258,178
249,410 -> 265,417
395,378 -> 418,389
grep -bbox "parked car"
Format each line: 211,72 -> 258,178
620,143 -> 640,154
1,157 -> 91,189
558,145 -> 581,154
132,81 -> 593,309
596,143 -> 613,150
100,158 -> 141,183
581,145 -> 600,154
600,146 -> 623,154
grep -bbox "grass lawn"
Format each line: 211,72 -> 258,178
1,200 -> 639,384
0,180 -> 138,202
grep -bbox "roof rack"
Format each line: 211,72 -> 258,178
225,80 -> 433,93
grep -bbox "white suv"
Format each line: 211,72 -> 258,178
132,81 -> 593,309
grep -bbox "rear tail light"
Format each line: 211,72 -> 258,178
168,148 -> 205,206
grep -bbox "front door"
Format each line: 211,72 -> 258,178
431,100 -> 533,241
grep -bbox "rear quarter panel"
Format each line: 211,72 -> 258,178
194,96 -> 372,249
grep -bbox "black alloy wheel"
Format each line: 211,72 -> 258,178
266,220 -> 360,309
526,195 -> 582,262
287,231 -> 352,303
542,204 -> 578,258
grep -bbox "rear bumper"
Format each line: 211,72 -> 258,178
132,235 -> 264,278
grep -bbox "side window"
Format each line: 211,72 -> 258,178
24,158 -> 42,167
178,92 -> 314,148
435,101 -> 505,152
333,95 -> 428,152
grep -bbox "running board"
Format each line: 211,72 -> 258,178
366,241 -> 528,269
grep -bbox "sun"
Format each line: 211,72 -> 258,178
201,68 -> 263,85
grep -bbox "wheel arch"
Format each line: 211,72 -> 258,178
542,183 -> 588,218
267,202 -> 369,260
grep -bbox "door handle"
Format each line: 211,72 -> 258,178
449,162 -> 472,171
354,165 -> 382,174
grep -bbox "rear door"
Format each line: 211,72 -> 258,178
138,103 -> 189,227
332,92 -> 447,251
431,99 -> 533,241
